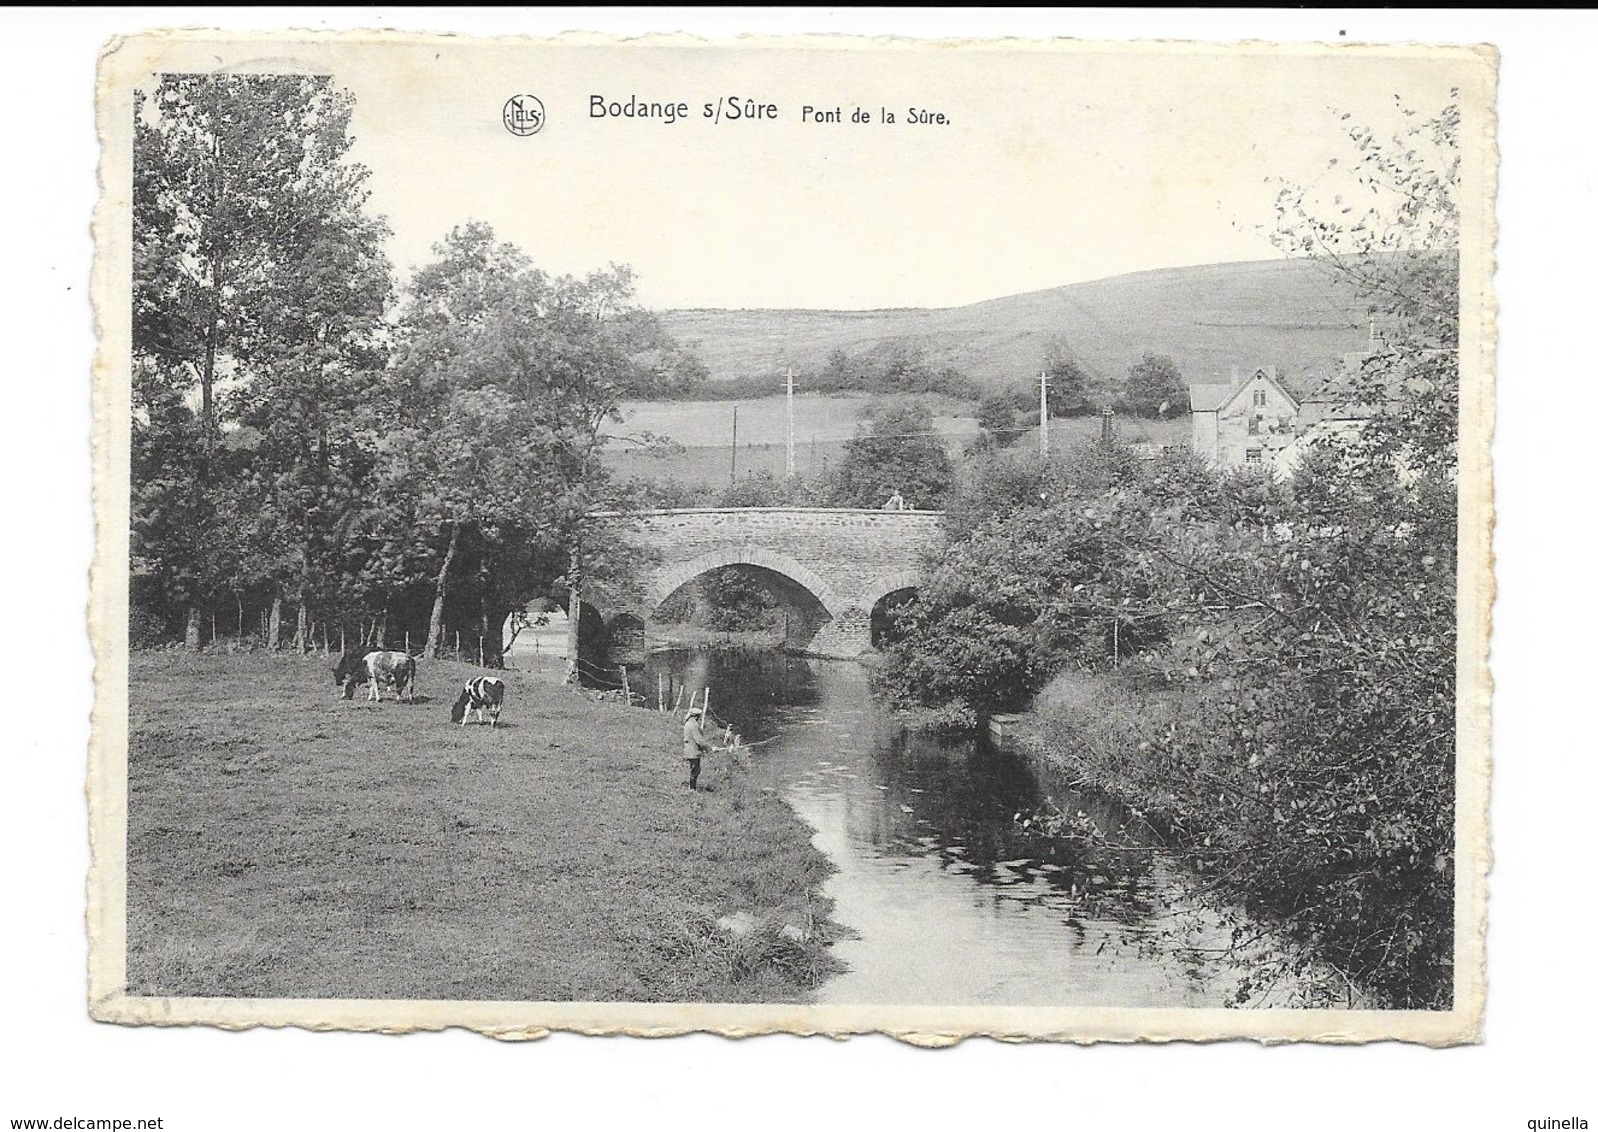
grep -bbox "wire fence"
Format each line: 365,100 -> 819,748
171,618 -> 501,668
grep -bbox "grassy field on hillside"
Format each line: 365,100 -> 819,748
606,408 -> 1188,490
609,438 -> 849,488
126,652 -> 843,1003
608,392 -> 979,447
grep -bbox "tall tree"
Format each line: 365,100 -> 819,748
1041,339 -> 1097,417
1046,358 -> 1096,417
133,75 -> 377,445
389,224 -> 684,657
1120,351 -> 1186,417
233,215 -> 393,651
132,74 -> 393,646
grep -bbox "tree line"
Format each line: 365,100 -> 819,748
643,339 -> 1195,425
131,75 -> 698,657
690,344 -> 981,403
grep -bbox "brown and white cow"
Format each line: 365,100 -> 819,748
333,650 -> 417,703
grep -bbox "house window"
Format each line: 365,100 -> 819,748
1245,448 -> 1263,465
1248,415 -> 1260,435
1253,390 -> 1267,407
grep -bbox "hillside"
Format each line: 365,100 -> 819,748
658,258 -> 1371,396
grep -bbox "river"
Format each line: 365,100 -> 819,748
636,648 -> 1281,1008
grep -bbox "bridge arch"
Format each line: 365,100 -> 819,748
646,545 -> 846,620
869,569 -> 924,605
867,569 -> 924,648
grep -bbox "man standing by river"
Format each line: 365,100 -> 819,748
682,706 -> 712,790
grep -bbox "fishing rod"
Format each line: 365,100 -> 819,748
717,733 -> 781,753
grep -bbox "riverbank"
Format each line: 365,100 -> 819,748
126,651 -> 844,1003
1008,667 -> 1203,814
1001,667 -> 1381,1007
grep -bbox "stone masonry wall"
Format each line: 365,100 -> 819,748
588,508 -> 944,657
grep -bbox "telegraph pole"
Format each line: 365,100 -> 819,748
564,543 -> 581,685
1038,369 -> 1050,458
783,370 -> 795,476
730,404 -> 738,484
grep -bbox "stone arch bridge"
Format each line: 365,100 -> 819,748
583,508 -> 945,657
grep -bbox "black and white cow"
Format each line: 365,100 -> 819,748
333,650 -> 417,703
451,675 -> 505,727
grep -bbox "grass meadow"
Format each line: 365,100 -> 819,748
609,392 -> 978,447
126,651 -> 843,1003
606,394 -> 1189,489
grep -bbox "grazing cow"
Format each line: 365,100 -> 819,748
451,676 -> 505,727
333,650 -> 417,703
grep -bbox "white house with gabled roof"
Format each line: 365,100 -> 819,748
1187,365 -> 1301,471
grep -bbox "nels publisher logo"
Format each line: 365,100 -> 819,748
502,94 -> 545,137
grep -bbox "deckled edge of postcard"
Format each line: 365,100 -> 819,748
88,27 -> 1497,1045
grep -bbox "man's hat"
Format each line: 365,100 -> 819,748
686,707 -> 703,717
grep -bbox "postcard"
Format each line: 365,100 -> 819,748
91,30 -> 1495,1043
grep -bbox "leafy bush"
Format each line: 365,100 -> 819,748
827,403 -> 955,510
699,566 -> 783,632
975,393 -> 1022,445
715,469 -> 830,508
129,602 -> 176,649
877,440 -> 1207,719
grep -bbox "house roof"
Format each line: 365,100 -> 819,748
1188,367 -> 1301,414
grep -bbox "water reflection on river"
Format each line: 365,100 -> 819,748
639,648 -> 1250,1007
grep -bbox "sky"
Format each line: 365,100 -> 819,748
350,42 -> 1468,311
112,29 -> 1474,311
